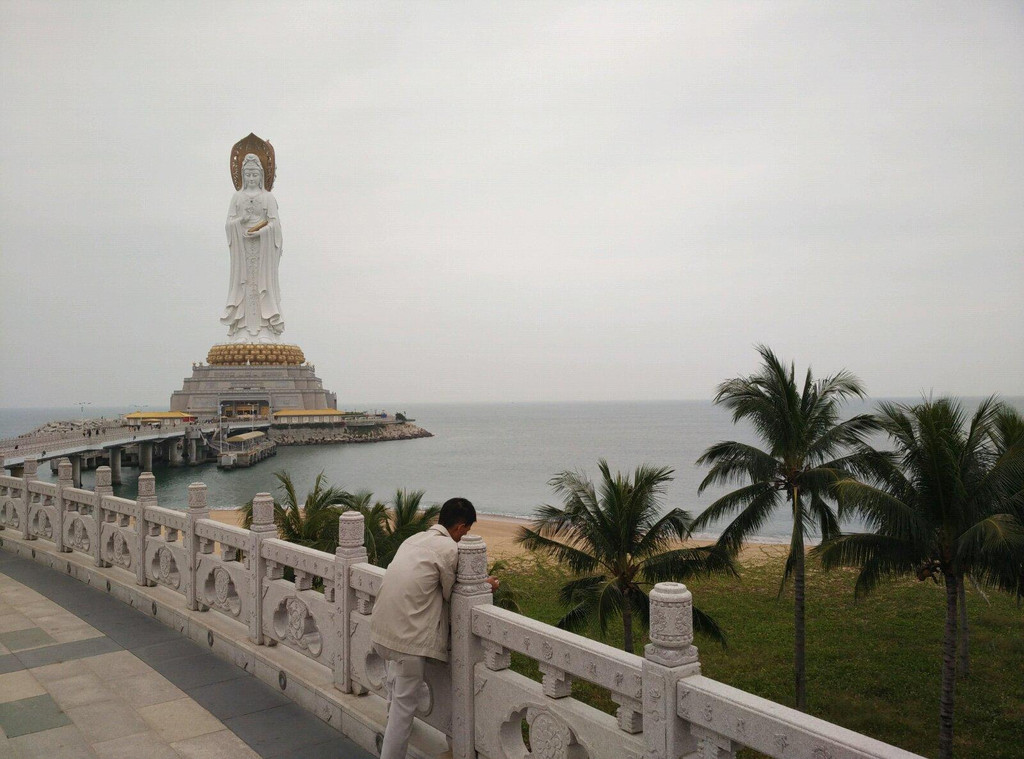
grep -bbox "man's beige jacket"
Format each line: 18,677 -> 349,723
370,523 -> 459,661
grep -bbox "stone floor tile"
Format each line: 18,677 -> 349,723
64,700 -> 148,745
188,676 -> 289,720
15,637 -> 121,669
0,694 -> 72,738
16,602 -> 66,620
294,737 -> 377,759
136,697 -> 223,743
169,728 -> 262,759
7,723 -> 96,759
150,653 -> 248,691
129,638 -> 204,666
0,628 -> 57,652
28,660 -> 90,685
0,612 -> 36,634
33,615 -> 102,645
0,670 -> 45,703
99,620 -> 179,650
107,671 -> 185,708
0,642 -> 11,655
224,703 -> 340,757
89,730 -> 179,759
80,651 -> 149,681
44,673 -> 112,710
0,654 -> 26,675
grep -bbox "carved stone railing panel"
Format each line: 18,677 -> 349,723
196,552 -> 250,622
195,519 -> 252,552
473,605 -> 644,704
143,505 -> 188,533
0,475 -> 22,488
27,481 -> 58,496
100,521 -> 139,574
143,521 -> 187,595
0,483 -> 26,531
27,494 -> 57,543
64,488 -> 98,514
101,495 -> 138,519
474,665 -> 644,759
62,495 -> 99,558
676,677 -> 922,759
347,608 -> 454,736
350,562 -> 385,597
261,579 -> 333,665
261,538 -> 335,581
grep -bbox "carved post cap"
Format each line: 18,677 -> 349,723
645,582 -> 699,668
22,456 -> 38,477
338,511 -> 365,548
187,482 -> 208,510
252,492 -> 275,528
137,472 -> 156,498
57,458 -> 73,483
94,466 -> 112,489
455,534 -> 489,590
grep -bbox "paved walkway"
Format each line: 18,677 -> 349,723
0,550 -> 373,759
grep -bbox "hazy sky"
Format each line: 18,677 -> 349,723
2,1 -> 1022,409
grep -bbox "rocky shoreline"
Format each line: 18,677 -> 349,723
267,422 -> 433,446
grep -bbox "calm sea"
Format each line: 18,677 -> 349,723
3,399 -> 1021,542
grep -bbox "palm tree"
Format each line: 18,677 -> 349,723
516,460 -> 734,654
690,346 -> 879,710
241,470 -> 349,553
338,489 -> 440,568
814,398 -> 1024,759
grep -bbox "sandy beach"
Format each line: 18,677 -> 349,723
208,509 -> 789,565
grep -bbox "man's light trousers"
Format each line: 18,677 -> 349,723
376,644 -> 427,759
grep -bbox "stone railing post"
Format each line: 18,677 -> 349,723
135,473 -> 157,586
54,458 -> 73,553
248,492 -> 276,644
20,456 -> 38,540
334,511 -> 368,693
450,535 -> 492,759
93,467 -> 113,567
643,582 -> 703,759
184,483 -> 209,611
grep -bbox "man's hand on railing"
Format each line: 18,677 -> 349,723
486,576 -> 499,592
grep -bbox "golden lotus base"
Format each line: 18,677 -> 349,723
206,343 -> 306,366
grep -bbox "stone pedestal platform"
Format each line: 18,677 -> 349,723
169,344 -> 337,416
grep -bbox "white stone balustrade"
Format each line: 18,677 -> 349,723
0,464 -> 925,759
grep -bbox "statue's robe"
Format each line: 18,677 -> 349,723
221,189 -> 284,338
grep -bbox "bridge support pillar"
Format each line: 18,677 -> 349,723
70,455 -> 82,488
168,440 -> 184,466
140,442 -> 153,472
188,438 -> 198,464
109,447 -> 122,484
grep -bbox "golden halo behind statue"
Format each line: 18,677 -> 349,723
230,133 -> 276,191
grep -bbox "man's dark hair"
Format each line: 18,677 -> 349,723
439,497 -> 476,528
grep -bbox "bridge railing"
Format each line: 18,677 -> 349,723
0,456 -> 924,759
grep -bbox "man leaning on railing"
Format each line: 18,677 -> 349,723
370,498 -> 498,759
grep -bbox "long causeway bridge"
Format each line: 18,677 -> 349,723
1,421 -> 271,486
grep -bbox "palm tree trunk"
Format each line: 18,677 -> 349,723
622,592 -> 634,655
957,575 -> 969,678
793,488 -> 807,712
939,572 -> 958,759
794,539 -> 807,711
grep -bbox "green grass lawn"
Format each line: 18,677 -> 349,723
493,552 -> 1024,759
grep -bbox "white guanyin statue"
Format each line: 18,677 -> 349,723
222,134 -> 284,343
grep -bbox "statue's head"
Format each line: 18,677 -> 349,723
242,154 -> 265,190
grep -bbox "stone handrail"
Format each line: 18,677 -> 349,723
0,456 -> 926,759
